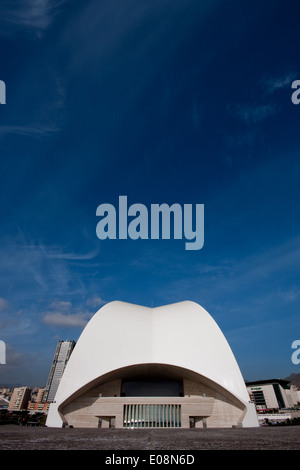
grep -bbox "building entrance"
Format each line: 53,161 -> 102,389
123,403 -> 181,428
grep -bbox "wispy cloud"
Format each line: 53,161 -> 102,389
155,233 -> 300,323
86,295 -> 107,309
0,63 -> 66,139
261,73 -> 296,94
0,298 -> 9,312
43,311 -> 90,328
0,239 -> 86,301
42,298 -> 94,328
46,247 -> 99,261
49,300 -> 72,311
228,103 -> 276,123
0,310 -> 38,338
0,0 -> 67,35
0,124 -> 61,138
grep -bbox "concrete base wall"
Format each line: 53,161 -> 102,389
62,376 -> 246,429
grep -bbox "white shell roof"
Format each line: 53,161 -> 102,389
51,301 -> 250,408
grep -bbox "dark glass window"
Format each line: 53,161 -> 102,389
121,379 -> 183,397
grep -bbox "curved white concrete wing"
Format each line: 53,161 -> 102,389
46,301 -> 258,427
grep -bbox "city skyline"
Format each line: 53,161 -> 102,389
1,0 -> 300,387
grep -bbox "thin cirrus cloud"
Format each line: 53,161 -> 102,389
0,64 -> 66,138
46,247 -> 100,261
227,103 -> 276,123
261,73 -> 296,95
0,124 -> 61,138
157,234 -> 300,313
42,311 -> 91,328
0,298 -> 9,312
0,240 -> 82,299
42,298 -> 106,328
0,0 -> 67,34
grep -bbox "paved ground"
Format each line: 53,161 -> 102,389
0,424 -> 300,450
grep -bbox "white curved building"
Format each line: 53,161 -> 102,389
46,301 -> 258,428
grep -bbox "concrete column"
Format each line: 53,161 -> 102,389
115,414 -> 123,429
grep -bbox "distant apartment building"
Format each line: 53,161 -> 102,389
43,340 -> 76,403
27,387 -> 49,413
8,386 -> 31,411
34,387 -> 46,401
287,385 -> 300,407
27,401 -> 49,413
0,397 -> 9,409
246,379 -> 300,411
0,387 -> 12,400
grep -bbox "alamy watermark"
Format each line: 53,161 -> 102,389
291,340 -> 300,365
96,196 -> 204,250
291,80 -> 300,105
0,82 -> 7,363
0,340 -> 6,365
0,80 -> 6,104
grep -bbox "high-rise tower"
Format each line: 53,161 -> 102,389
43,340 -> 75,403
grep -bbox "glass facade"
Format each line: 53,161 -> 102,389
251,390 -> 266,408
121,379 -> 183,397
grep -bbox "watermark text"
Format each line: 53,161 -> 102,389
96,196 -> 204,251
0,80 -> 6,104
0,340 -> 6,364
291,340 -> 300,365
291,80 -> 300,105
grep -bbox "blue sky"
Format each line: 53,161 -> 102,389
0,0 -> 300,387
